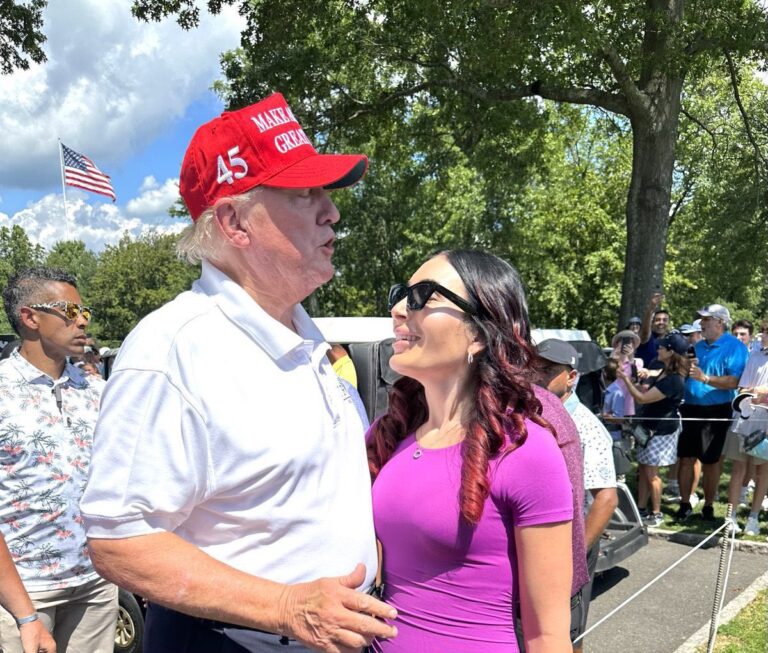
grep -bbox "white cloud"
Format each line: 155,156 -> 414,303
0,0 -> 244,189
0,192 -> 186,252
126,177 -> 180,217
139,176 -> 159,192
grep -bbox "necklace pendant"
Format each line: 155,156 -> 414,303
413,448 -> 423,459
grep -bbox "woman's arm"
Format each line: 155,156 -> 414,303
616,369 -> 666,404
515,521 -> 573,653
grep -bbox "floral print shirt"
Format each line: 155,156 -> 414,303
0,351 -> 104,591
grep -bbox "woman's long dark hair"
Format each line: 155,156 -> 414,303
366,249 -> 551,525
664,351 -> 691,378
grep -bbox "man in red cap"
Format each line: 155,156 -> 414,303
81,93 -> 396,652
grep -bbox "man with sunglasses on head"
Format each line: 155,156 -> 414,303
0,267 -> 117,653
80,93 -> 396,653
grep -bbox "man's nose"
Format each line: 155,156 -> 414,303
317,189 -> 340,225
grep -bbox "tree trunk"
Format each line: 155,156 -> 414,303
619,78 -> 684,329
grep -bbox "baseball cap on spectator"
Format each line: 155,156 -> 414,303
697,304 -> 731,324
678,322 -> 702,335
626,316 -> 642,327
179,92 -> 368,220
657,333 -> 689,356
536,339 -> 579,368
611,330 -> 641,349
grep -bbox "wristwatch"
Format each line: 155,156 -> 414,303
15,612 -> 39,628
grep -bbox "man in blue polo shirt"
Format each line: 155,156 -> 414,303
676,305 -> 749,521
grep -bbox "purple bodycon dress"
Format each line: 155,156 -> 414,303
371,419 -> 573,652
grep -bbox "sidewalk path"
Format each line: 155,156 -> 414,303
586,535 -> 767,653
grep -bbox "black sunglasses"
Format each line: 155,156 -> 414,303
387,281 -> 477,315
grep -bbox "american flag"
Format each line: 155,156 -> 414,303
61,143 -> 116,201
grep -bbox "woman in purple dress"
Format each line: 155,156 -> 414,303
367,250 -> 573,653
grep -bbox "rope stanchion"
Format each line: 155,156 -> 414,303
706,503 -> 738,653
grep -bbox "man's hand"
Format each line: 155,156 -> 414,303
648,292 -> 664,310
689,362 -> 706,382
19,620 -> 56,653
277,564 -> 397,653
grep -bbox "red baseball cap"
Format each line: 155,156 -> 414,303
179,92 -> 368,220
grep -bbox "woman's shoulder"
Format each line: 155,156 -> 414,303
657,372 -> 685,390
501,418 -> 561,465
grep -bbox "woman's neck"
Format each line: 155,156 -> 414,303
417,377 -> 470,445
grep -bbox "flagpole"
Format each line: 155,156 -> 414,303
58,139 -> 72,241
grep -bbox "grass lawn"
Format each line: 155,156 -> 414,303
695,589 -> 768,652
625,460 -> 768,540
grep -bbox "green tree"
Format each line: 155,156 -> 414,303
0,0 -> 47,74
310,102 -> 633,343
88,232 -> 199,343
45,240 -> 98,303
133,0 -> 768,326
0,224 -> 46,333
665,66 -> 768,324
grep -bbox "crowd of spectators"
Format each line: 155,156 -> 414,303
600,295 -> 768,537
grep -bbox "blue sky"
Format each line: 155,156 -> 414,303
0,1 -> 244,251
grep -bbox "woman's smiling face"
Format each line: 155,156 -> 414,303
389,254 -> 479,384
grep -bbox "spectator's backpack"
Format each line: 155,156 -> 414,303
347,338 -> 401,423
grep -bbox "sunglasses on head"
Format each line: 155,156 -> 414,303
29,300 -> 93,322
387,281 -> 476,315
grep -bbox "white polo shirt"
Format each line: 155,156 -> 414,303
81,261 -> 377,589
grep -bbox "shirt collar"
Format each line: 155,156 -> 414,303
564,391 -> 581,416
702,332 -> 731,349
196,260 -> 328,362
9,349 -> 89,387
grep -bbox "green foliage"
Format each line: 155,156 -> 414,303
45,240 -> 98,303
88,232 -> 200,343
135,0 -> 768,325
666,65 -> 768,325
0,225 -> 46,333
0,0 -> 47,74
310,103 -> 632,345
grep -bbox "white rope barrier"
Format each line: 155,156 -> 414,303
572,521 -> 732,644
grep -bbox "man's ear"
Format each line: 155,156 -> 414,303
213,200 -> 251,249
18,307 -> 40,334
566,368 -> 579,389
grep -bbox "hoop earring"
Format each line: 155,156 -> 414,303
467,352 -> 474,365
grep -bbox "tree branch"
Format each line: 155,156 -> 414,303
530,80 -> 630,116
724,50 -> 768,176
680,107 -> 717,150
600,44 -> 649,118
339,78 -> 630,121
668,175 -> 694,228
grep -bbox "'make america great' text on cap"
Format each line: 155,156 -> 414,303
179,92 -> 368,220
